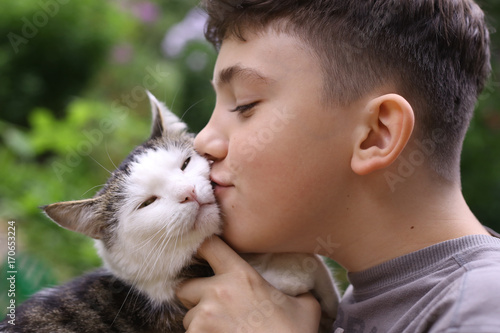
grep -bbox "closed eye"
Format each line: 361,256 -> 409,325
138,196 -> 157,209
230,101 -> 259,114
181,156 -> 191,171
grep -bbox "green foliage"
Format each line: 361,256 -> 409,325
0,97 -> 152,276
0,0 -> 499,320
173,42 -> 217,133
459,0 -> 500,231
0,254 -> 58,312
0,0 -> 136,126
462,75 -> 500,230
0,0 -> 217,318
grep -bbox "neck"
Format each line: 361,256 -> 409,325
327,174 -> 489,273
134,277 -> 180,306
97,241 -> 195,305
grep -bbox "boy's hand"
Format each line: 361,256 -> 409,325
176,236 -> 322,333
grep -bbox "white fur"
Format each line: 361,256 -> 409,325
94,145 -> 340,328
243,253 -> 339,329
44,92 -> 339,330
97,146 -> 221,304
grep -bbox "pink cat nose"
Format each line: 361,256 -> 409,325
180,187 -> 197,204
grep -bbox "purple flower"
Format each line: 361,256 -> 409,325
131,1 -> 159,23
162,8 -> 208,58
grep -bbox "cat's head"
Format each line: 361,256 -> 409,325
43,92 -> 221,286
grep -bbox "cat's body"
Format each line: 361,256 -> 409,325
7,267 -> 210,333
0,92 -> 339,333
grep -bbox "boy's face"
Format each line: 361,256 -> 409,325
195,30 -> 357,254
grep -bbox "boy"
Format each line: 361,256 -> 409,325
177,0 -> 500,332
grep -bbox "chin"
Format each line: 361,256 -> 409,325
193,203 -> 222,240
221,230 -> 265,254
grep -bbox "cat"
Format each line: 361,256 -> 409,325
0,92 -> 339,333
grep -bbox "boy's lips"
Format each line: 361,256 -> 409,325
210,175 -> 233,198
210,175 -> 233,188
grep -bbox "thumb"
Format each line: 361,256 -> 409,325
198,236 -> 248,275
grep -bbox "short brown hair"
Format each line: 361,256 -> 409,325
201,0 -> 491,180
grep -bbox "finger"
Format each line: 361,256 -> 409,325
182,303 -> 197,330
296,292 -> 322,320
182,300 -> 229,332
197,235 -> 248,274
296,291 -> 321,307
176,277 -> 207,309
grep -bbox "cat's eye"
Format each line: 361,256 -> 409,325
181,156 -> 191,171
138,196 -> 157,209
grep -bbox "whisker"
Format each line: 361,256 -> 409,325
167,232 -> 180,271
180,99 -> 204,121
105,141 -> 119,170
112,212 -> 184,323
145,234 -> 171,282
132,215 -> 179,282
111,243 -> 165,327
138,240 -> 169,289
169,86 -> 181,111
130,218 -> 174,254
88,155 -> 113,175
81,184 -> 106,197
130,226 -> 167,254
167,216 -> 190,269
145,215 -> 181,272
111,223 -> 171,324
110,285 -> 135,328
145,214 -> 187,283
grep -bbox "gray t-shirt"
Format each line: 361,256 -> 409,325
333,233 -> 500,333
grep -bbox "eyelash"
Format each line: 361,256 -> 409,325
230,101 -> 259,114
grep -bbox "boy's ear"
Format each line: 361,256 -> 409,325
42,197 -> 105,239
351,94 -> 414,175
147,91 -> 188,139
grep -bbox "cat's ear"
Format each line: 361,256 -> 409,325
147,91 -> 188,139
42,197 -> 105,239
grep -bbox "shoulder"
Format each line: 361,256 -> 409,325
430,263 -> 500,332
456,264 -> 500,304
449,242 -> 500,312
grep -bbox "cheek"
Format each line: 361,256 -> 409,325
223,143 -> 313,251
225,132 -> 260,174
221,96 -> 352,248
223,124 -> 348,252
120,202 -> 182,240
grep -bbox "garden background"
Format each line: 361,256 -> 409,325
1,0 -> 499,318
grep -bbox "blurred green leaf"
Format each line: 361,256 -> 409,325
0,1 -> 499,316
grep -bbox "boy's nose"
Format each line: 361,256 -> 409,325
194,119 -> 228,162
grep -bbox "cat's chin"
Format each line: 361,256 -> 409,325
192,202 -> 221,236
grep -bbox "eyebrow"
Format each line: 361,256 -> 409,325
213,65 -> 273,88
